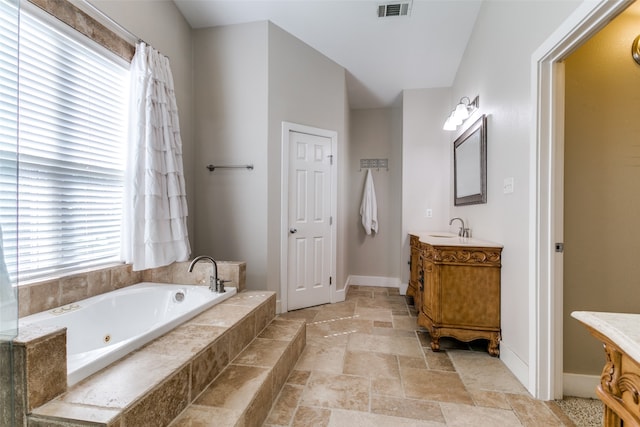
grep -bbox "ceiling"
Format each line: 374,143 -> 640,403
173,0 -> 483,109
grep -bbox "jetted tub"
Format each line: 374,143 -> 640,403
19,282 -> 237,386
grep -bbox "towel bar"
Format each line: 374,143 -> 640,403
206,164 -> 254,172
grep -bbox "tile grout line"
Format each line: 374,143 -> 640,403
273,286 -> 598,426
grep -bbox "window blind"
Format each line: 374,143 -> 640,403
0,0 -> 19,285
2,4 -> 129,284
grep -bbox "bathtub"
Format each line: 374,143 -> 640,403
19,282 -> 237,386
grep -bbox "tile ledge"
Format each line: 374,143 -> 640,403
28,291 -> 277,426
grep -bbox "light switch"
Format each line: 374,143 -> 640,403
426,209 -> 433,218
503,177 -> 514,194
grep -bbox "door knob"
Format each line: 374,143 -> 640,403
289,228 -> 297,234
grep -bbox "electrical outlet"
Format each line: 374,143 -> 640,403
503,177 -> 514,194
426,209 -> 433,218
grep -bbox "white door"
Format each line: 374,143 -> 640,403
287,131 -> 333,310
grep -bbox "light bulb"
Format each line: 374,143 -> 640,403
453,102 -> 470,121
443,116 -> 457,131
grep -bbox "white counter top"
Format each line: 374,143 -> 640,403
572,311 -> 640,363
409,231 -> 503,248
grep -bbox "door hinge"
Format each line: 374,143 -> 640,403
555,242 -> 564,253
329,216 -> 333,225
329,276 -> 332,285
328,154 -> 333,165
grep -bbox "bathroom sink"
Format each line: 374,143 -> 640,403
410,231 -> 503,248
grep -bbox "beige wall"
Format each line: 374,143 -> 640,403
563,2 -> 640,375
267,23 -> 348,292
401,88 -> 452,287
192,22 -> 269,289
79,2 -> 622,391
191,21 -> 347,294
348,108 -> 402,279
80,4 -> 349,297
449,0 -> 581,385
90,0 -> 195,242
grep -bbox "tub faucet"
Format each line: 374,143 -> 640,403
449,217 -> 469,238
188,255 -> 226,293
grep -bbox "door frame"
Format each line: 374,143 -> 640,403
530,0 -> 632,400
280,122 -> 338,313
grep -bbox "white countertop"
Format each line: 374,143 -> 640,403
409,231 -> 503,248
572,311 -> 640,362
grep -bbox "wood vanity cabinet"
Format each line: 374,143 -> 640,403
408,235 -> 424,309
573,311 -> 640,427
409,234 -> 502,356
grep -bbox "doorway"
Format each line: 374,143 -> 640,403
562,1 -> 640,397
532,0 -> 633,400
280,122 -> 337,312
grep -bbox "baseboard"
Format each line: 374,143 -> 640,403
332,286 -> 346,304
343,275 -> 407,297
346,275 -> 401,288
563,373 -> 598,399
499,341 -> 529,391
398,282 -> 408,295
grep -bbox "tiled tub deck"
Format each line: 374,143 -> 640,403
14,291 -> 306,427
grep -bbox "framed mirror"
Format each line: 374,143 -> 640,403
454,115 -> 487,206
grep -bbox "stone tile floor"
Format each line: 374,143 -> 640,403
266,285 -> 597,427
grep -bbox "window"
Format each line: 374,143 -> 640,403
0,0 -> 19,294
0,3 -> 130,284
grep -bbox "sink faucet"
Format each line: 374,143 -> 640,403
188,255 -> 226,293
449,217 -> 469,238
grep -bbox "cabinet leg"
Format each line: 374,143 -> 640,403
488,333 -> 500,357
603,405 -> 621,427
430,330 -> 441,352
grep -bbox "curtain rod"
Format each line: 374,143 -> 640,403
76,0 -> 171,59
74,0 -> 140,45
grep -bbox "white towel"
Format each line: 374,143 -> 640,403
360,168 -> 378,235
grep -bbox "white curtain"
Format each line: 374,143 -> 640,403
121,42 -> 191,271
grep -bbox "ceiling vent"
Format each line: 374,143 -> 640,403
377,1 -> 412,18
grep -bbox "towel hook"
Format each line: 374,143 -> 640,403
359,158 -> 388,171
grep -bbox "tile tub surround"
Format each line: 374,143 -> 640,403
171,318 -> 306,427
18,260 -> 246,318
0,340 -> 14,427
11,325 -> 68,427
16,291 -> 295,426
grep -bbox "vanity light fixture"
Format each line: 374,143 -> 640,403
633,35 -> 640,66
443,95 -> 479,131
443,112 -> 460,131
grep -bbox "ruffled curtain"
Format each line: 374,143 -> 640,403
121,42 -> 191,271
